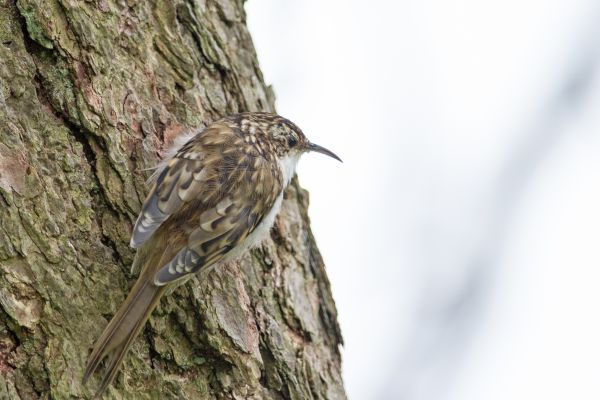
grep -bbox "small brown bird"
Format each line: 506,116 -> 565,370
82,112 -> 340,396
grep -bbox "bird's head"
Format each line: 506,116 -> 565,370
236,112 -> 342,162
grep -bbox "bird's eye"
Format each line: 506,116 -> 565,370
287,136 -> 298,147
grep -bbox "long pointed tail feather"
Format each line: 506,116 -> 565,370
83,278 -> 166,397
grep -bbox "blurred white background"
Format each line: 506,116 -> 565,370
246,1 -> 600,399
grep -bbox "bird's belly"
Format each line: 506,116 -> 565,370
222,192 -> 284,263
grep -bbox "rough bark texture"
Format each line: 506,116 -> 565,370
0,0 -> 345,398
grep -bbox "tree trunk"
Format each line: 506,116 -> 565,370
0,0 -> 345,398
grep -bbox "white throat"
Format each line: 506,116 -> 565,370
279,153 -> 301,186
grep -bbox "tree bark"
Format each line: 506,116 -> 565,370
0,0 -> 345,398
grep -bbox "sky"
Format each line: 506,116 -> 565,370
246,1 -> 600,399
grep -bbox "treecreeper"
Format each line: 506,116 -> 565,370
82,112 -> 341,397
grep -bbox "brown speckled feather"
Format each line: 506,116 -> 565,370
131,121 -> 283,284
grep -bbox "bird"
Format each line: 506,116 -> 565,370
82,112 -> 341,396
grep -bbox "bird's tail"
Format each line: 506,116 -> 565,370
83,276 -> 166,397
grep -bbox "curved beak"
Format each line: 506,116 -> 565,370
307,142 -> 343,162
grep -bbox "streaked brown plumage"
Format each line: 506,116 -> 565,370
82,112 -> 340,397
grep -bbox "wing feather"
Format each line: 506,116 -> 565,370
130,122 -> 283,285
130,157 -> 199,248
154,172 -> 280,285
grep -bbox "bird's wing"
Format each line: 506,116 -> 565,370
130,124 -> 232,249
130,122 -> 283,285
130,155 -> 202,249
153,178 -> 279,285
152,150 -> 283,285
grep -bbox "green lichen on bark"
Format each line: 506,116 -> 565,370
0,0 -> 344,398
